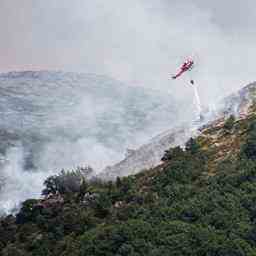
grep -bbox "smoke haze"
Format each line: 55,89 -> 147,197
0,71 -> 181,214
0,0 -> 255,213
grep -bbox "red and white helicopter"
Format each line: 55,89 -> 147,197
172,58 -> 194,83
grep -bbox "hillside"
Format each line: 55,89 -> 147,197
0,71 -> 181,171
0,71 -> 185,214
1,83 -> 256,255
100,82 -> 256,180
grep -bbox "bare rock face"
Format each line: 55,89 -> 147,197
218,82 -> 256,118
100,125 -> 198,180
100,82 -> 256,180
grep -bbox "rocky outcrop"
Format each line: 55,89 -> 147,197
100,82 -> 256,180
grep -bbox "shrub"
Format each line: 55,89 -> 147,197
224,115 -> 236,131
241,120 -> 256,160
16,199 -> 39,224
185,138 -> 201,155
161,146 -> 184,162
42,167 -> 94,195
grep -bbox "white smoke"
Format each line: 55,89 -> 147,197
0,0 -> 255,213
37,137 -> 123,173
0,71 -> 183,214
0,146 -> 53,215
0,140 -> 122,216
192,84 -> 202,119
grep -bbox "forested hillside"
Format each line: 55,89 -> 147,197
2,107 -> 256,255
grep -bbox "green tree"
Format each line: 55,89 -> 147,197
224,115 -> 236,131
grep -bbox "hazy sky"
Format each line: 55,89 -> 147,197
1,0 -> 256,102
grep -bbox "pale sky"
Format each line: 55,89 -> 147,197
1,0 -> 256,102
